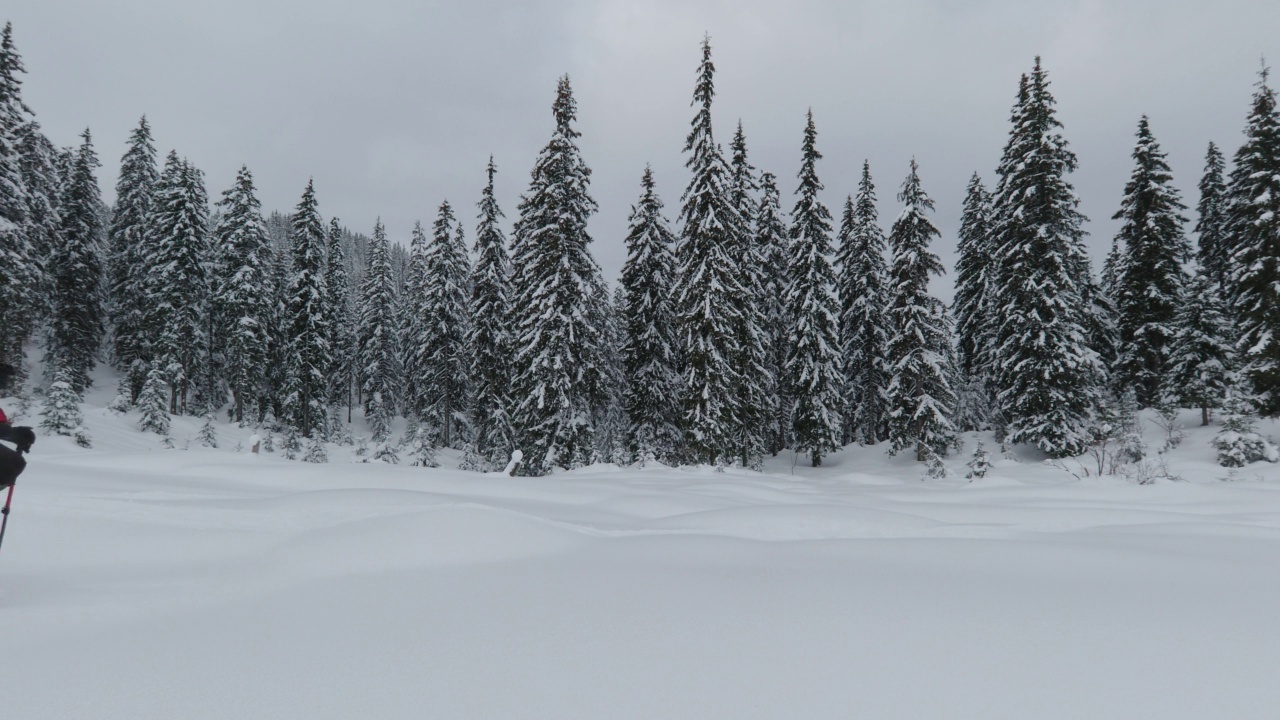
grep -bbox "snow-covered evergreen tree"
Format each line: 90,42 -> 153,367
1213,381 -> 1278,467
726,121 -> 772,468
303,433 -> 328,463
136,366 -> 170,436
418,201 -> 472,447
402,219 -> 430,417
620,165 -> 681,465
952,173 -> 995,381
40,366 -> 86,440
1195,142 -> 1230,291
324,218 -> 354,414
756,171 -> 791,454
1112,116 -> 1189,407
198,413 -> 218,448
211,166 -> 271,424
672,36 -> 749,466
1225,66 -> 1280,415
108,116 -> 158,393
509,76 -> 603,474
835,160 -> 891,446
1163,270 -> 1234,426
357,219 -> 398,441
0,23 -> 42,374
987,59 -> 1102,456
144,153 -> 211,415
784,111 -> 842,466
884,160 -> 956,461
14,120 -> 62,372
282,180 -> 331,437
47,129 -> 105,392
469,157 -> 515,467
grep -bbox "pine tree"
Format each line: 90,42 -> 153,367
952,173 -> 995,381
211,166 -> 271,424
15,121 -> 62,358
672,36 -> 749,466
402,219 -> 430,418
0,22 -> 41,372
726,121 -> 772,468
756,171 -> 791,453
1163,270 -> 1235,426
41,366 -> 86,439
884,159 -> 956,461
1226,66 -> 1280,415
620,165 -> 681,464
47,129 -> 106,392
418,201 -> 472,447
357,219 -> 398,441
987,59 -> 1102,456
282,180 -> 331,437
1112,116 -> 1190,407
1196,142 -> 1230,290
323,217 -> 355,415
136,365 -> 171,435
835,160 -> 891,446
144,153 -> 211,415
784,111 -> 842,466
198,413 -> 218,448
108,116 -> 159,392
509,76 -> 603,474
470,157 -> 515,467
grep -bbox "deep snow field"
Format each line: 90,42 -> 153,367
2,377 -> 1279,720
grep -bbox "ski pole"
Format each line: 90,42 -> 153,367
0,482 -> 14,554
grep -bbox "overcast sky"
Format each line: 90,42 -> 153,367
8,0 -> 1280,296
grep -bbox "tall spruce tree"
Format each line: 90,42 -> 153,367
0,22 -> 41,372
324,217 -> 354,415
108,116 -> 158,392
358,219 -> 399,441
47,129 -> 106,392
403,219 -> 430,417
952,173 -> 995,381
884,159 -> 956,461
420,201 -> 472,447
756,171 -> 792,454
988,58 -> 1101,456
509,76 -> 603,473
672,36 -> 749,465
16,121 -> 62,357
1112,116 -> 1189,407
211,166 -> 271,424
282,180 -> 331,437
620,165 -> 681,464
726,121 -> 772,467
1163,270 -> 1234,426
835,161 -> 891,446
784,111 -> 842,466
469,157 -> 515,466
144,153 -> 211,414
1196,142 -> 1230,290
1226,66 -> 1280,415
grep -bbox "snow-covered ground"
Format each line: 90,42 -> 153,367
2,383 -> 1279,719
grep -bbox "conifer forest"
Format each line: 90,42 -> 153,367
3,23 -> 1279,475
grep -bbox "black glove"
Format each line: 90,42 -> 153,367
13,426 -> 34,454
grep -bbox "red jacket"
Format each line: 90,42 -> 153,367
0,407 -> 7,424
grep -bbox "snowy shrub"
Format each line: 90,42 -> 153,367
965,441 -> 992,480
354,436 -> 370,457
370,442 -> 400,464
73,426 -> 92,449
408,425 -> 440,468
458,442 -> 486,472
136,368 -> 171,436
1153,401 -> 1184,452
303,434 -> 328,463
261,432 -> 275,453
40,373 -> 85,438
160,435 -> 174,449
398,416 -> 420,449
107,393 -> 132,415
1213,391 -> 1278,468
923,449 -> 949,479
282,427 -> 301,460
198,414 -> 218,448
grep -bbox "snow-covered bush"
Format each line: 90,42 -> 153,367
965,441 -> 992,480
282,427 -> 301,460
198,414 -> 218,448
458,442 -> 485,472
107,393 -> 131,415
370,442 -> 399,464
924,450 -> 948,479
261,432 -> 275,453
354,436 -> 370,457
1213,391 -> 1278,468
303,434 -> 328,463
408,425 -> 439,468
